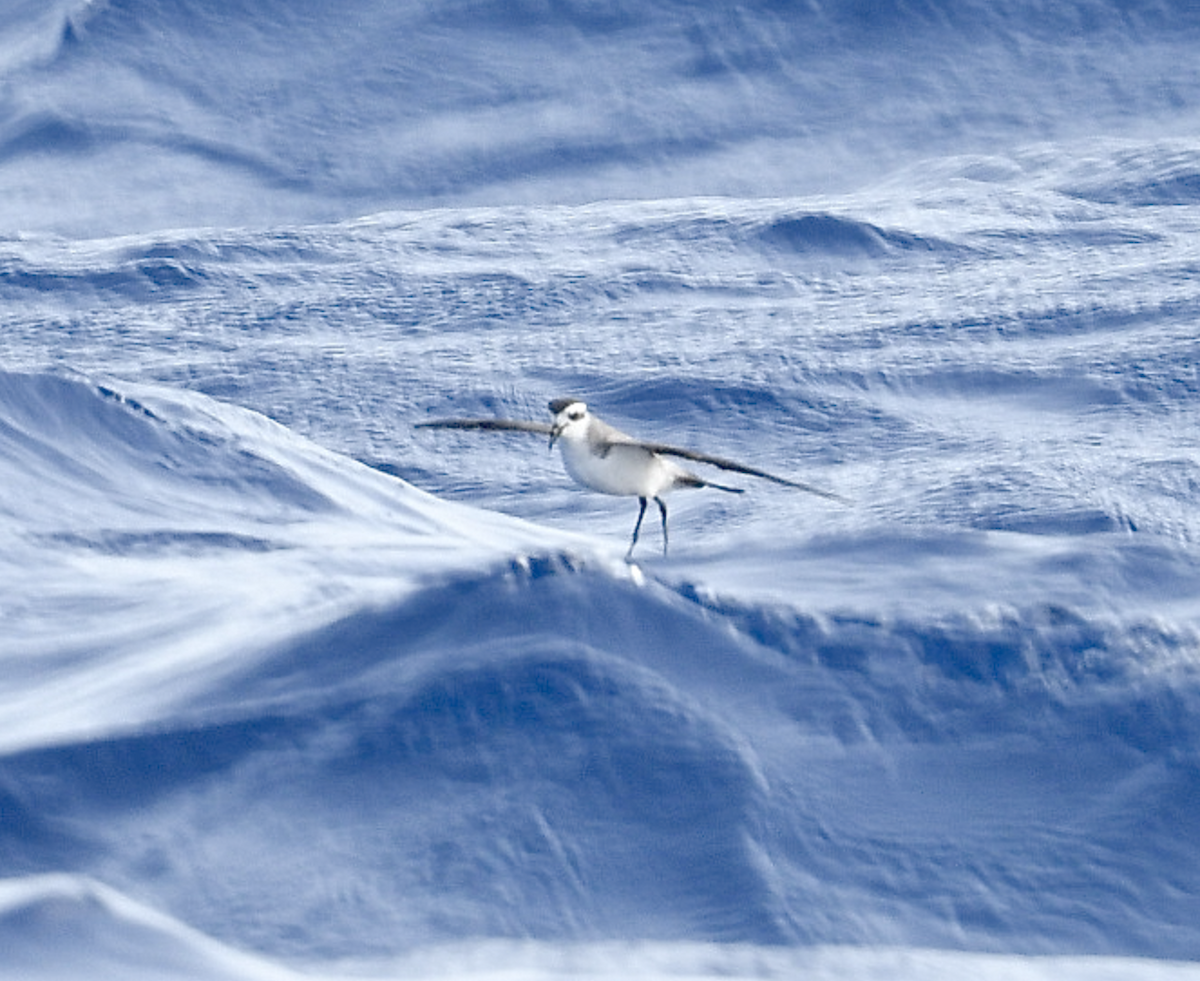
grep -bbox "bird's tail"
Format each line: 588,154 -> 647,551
678,474 -> 744,494
706,480 -> 746,494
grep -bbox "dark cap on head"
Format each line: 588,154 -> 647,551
548,397 -> 583,415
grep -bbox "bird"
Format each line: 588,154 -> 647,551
416,397 -> 846,559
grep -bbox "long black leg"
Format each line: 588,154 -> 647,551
627,496 -> 648,560
656,497 -> 669,556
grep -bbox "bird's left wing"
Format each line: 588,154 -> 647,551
415,418 -> 554,435
627,438 -> 850,503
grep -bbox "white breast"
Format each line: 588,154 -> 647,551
558,437 -> 682,498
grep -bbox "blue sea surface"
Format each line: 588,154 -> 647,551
3,2 -> 1200,980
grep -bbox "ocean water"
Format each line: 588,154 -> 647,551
3,2 -> 1200,979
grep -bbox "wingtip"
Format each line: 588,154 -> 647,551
773,475 -> 852,504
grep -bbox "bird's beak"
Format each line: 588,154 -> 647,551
548,423 -> 561,451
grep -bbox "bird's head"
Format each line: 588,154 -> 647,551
548,398 -> 588,449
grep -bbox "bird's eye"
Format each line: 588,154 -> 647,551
569,410 -> 583,420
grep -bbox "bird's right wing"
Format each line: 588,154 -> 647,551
628,438 -> 850,503
415,418 -> 554,435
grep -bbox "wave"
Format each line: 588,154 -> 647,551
0,239 -> 212,298
0,874 -> 295,981
7,876 -> 1200,981
0,370 -> 336,525
2,368 -> 1200,960
5,0 -> 1199,233
606,206 -> 965,259
5,547 -> 1200,956
1056,145 -> 1200,206
753,213 -> 962,258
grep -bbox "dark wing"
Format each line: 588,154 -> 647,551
415,418 -> 554,435
627,438 -> 850,503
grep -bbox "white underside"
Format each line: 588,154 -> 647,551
558,437 -> 689,498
